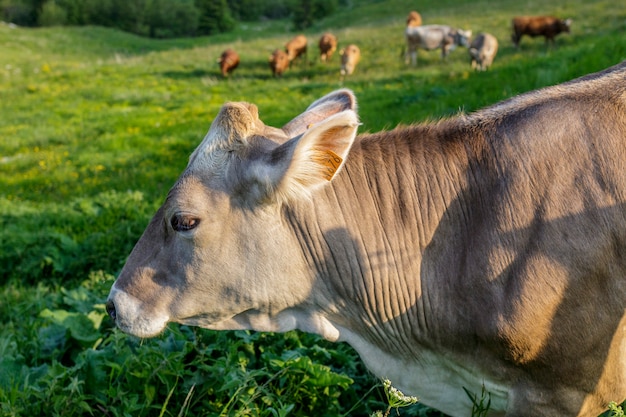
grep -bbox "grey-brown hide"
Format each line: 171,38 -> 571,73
107,89 -> 359,338
107,63 -> 626,417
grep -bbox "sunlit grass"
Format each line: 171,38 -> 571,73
0,0 -> 625,415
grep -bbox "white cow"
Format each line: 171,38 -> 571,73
405,24 -> 472,65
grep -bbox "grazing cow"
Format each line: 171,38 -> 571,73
269,49 -> 289,77
406,10 -> 422,27
469,32 -> 498,71
512,16 -> 572,48
405,24 -> 472,65
217,49 -> 239,77
285,34 -> 307,64
106,62 -> 626,417
318,32 -> 338,63
340,44 -> 360,77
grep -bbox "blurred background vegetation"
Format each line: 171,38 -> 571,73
0,0 -> 341,37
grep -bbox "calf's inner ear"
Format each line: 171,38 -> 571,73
234,109 -> 359,208
282,89 -> 357,138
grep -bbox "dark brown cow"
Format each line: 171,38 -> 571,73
107,62 -> 626,416
285,34 -> 307,64
218,49 -> 239,77
318,32 -> 338,63
512,16 -> 572,48
269,49 -> 289,77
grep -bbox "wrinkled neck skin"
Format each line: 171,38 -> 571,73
287,125 -> 466,343
281,124 -> 509,416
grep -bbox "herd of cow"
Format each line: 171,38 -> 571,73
218,31 -> 361,78
405,11 -> 572,70
218,11 -> 572,78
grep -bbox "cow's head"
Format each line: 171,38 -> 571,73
455,29 -> 472,47
560,18 -> 572,33
106,90 -> 359,338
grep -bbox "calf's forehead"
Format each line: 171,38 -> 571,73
169,174 -> 210,206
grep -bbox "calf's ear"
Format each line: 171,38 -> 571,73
236,108 -> 359,207
282,89 -> 357,138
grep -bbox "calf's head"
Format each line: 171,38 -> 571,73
106,90 -> 359,338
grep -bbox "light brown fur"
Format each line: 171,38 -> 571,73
285,34 -> 307,63
318,32 -> 337,62
406,10 -> 422,27
218,48 -> 239,77
269,49 -> 289,77
340,44 -> 360,76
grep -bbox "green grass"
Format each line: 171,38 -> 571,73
1,0 -> 625,415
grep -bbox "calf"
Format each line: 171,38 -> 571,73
285,34 -> 307,64
318,32 -> 338,63
269,49 -> 289,77
406,10 -> 422,27
469,32 -> 498,71
512,16 -> 572,48
340,44 -> 361,77
107,61 -> 626,417
405,24 -> 472,65
217,49 -> 239,77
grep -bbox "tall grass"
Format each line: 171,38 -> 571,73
1,0 -> 625,415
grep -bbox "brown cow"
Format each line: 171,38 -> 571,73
269,49 -> 289,77
340,44 -> 360,77
107,62 -> 626,417
406,10 -> 422,27
285,34 -> 307,64
512,16 -> 572,48
318,32 -> 338,63
469,33 -> 498,71
217,49 -> 239,77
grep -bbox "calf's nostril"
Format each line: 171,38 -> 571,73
105,300 -> 117,320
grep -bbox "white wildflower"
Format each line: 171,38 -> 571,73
383,379 -> 419,409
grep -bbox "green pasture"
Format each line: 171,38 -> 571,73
1,0 -> 625,415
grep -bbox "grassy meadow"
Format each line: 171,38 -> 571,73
1,0 -> 625,415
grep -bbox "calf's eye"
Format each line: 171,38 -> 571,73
171,214 -> 200,232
